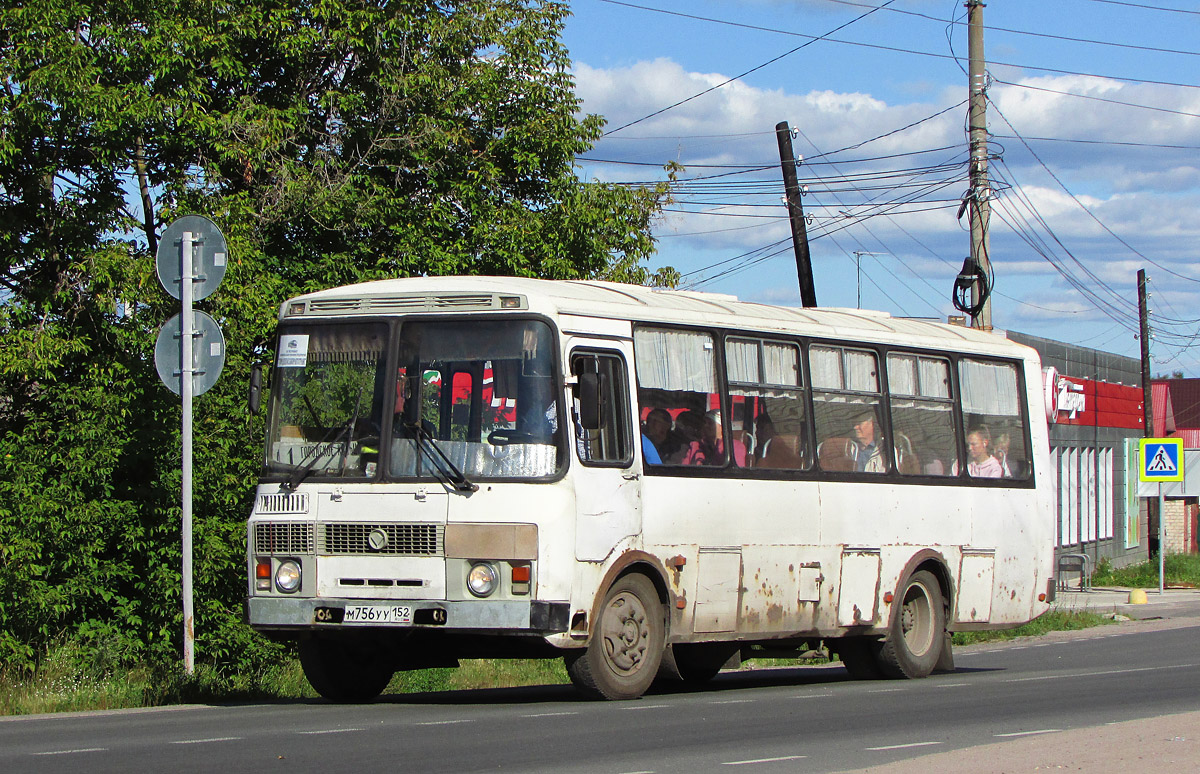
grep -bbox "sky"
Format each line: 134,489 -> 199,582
560,0 -> 1200,376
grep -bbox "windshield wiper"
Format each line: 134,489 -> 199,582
406,422 -> 478,493
282,418 -> 355,492
283,380 -> 368,491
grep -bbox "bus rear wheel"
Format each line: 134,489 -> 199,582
876,570 -> 945,679
299,636 -> 394,703
567,573 -> 665,700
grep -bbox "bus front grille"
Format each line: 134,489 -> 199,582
254,522 -> 315,554
318,523 -> 445,556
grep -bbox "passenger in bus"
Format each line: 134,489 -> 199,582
993,431 -> 1013,477
642,407 -> 682,463
964,426 -> 1003,478
850,410 -> 887,473
678,410 -> 742,466
673,409 -> 705,464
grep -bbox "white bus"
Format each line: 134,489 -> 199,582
245,276 -> 1055,701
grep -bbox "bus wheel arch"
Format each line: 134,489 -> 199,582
877,565 -> 948,679
567,556 -> 670,700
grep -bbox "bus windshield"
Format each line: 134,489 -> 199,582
264,322 -> 389,482
262,318 -> 564,484
391,319 -> 562,480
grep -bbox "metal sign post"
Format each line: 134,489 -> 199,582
155,216 -> 228,675
180,231 -> 195,674
1138,437 -> 1185,596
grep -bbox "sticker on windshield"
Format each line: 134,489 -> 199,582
278,335 -> 310,367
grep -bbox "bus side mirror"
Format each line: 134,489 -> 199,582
576,372 -> 603,430
248,363 -> 263,415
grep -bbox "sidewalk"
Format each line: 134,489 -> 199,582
1051,584 -> 1200,620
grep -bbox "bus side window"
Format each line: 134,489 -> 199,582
571,351 -> 632,465
633,327 -> 723,468
958,359 -> 1029,479
887,354 -> 956,476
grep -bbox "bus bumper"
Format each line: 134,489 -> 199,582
245,596 -> 570,634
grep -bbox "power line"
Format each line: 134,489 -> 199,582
599,0 -> 899,136
821,0 -> 1200,59
993,79 -> 1200,120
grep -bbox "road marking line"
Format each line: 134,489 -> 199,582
722,754 -> 808,765
934,682 -> 969,688
522,711 -> 578,718
32,748 -> 107,755
867,688 -> 903,693
1005,663 -> 1199,683
618,770 -> 656,774
790,693 -> 834,699
994,729 -> 1061,738
415,719 -> 474,726
171,737 -> 242,744
710,699 -> 753,705
623,704 -> 669,711
865,741 -> 943,751
297,728 -> 365,734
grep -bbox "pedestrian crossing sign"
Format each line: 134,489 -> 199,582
1139,437 -> 1184,482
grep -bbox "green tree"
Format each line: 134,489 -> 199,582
0,0 -> 670,672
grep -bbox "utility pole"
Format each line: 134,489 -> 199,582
776,121 -> 818,308
1138,269 -> 1157,558
966,0 -> 992,329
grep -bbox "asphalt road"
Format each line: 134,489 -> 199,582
4,621 -> 1199,774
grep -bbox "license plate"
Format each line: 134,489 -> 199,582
342,605 -> 413,624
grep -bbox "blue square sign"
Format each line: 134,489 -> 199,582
1139,438 -> 1185,482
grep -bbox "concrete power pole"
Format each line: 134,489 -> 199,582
967,0 -> 992,330
776,121 -> 818,308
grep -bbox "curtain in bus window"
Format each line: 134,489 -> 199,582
634,328 -> 715,392
919,358 -> 951,399
763,342 -> 800,386
845,350 -> 878,392
959,360 -> 1019,416
809,346 -> 842,390
888,354 -> 917,395
725,338 -> 758,383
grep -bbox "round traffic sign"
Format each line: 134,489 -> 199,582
154,311 -> 227,396
156,215 -> 228,301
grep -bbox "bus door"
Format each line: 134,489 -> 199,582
568,343 -> 640,562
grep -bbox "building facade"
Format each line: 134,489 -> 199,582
1007,332 -> 1149,570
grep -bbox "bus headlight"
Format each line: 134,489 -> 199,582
275,560 -> 302,593
467,562 -> 499,597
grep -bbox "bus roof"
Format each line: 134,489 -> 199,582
286,276 -> 1032,359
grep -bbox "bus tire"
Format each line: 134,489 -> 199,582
299,636 -> 394,703
876,569 -> 945,679
566,573 -> 665,700
833,637 -> 884,680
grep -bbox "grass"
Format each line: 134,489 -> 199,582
950,610 -> 1114,646
0,646 -> 570,716
2,609 -> 1114,716
1092,552 -> 1200,589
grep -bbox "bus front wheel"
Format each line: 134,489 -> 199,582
876,569 -> 945,679
566,573 -> 665,700
299,636 -> 394,703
